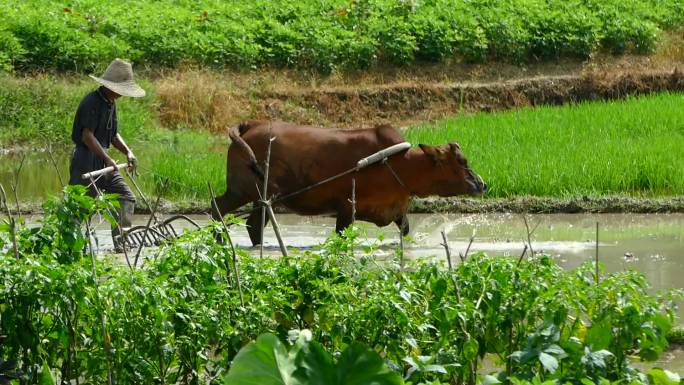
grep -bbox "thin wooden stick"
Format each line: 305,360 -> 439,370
134,178 -> 168,267
350,178 -> 356,225
440,230 -> 452,270
0,183 -> 18,260
399,217 -> 405,270
85,218 -> 113,385
349,179 -> 356,259
516,244 -> 528,267
595,222 -> 600,285
463,236 -> 474,261
208,182 -> 245,307
260,124 -> 274,258
126,170 -> 160,225
522,214 -> 540,257
265,204 -> 288,259
10,154 -> 25,212
88,178 -> 133,270
45,144 -> 65,188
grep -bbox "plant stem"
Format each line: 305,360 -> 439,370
208,182 -> 245,307
85,219 -> 113,385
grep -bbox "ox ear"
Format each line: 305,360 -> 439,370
449,142 -> 461,151
419,143 -> 441,164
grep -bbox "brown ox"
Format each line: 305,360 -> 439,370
212,120 -> 486,245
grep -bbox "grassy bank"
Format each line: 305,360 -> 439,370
1,0 -> 683,73
1,75 -> 683,203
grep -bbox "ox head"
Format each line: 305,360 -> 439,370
418,142 -> 487,196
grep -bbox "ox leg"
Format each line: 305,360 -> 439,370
335,210 -> 353,235
211,190 -> 248,220
395,214 -> 410,236
246,208 -> 270,246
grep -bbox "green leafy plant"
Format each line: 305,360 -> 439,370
224,330 -> 403,385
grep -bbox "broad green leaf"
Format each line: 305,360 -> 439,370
224,333 -> 299,385
647,368 -> 680,385
39,362 -> 55,385
539,352 -> 558,374
293,341 -> 336,385
334,343 -> 404,385
586,319 -> 613,350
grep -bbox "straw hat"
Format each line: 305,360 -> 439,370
89,58 -> 145,98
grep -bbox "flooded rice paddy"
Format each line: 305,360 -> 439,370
78,213 -> 683,312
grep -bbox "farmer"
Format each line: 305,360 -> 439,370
68,58 -> 145,252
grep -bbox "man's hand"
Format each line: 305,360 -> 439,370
104,156 -> 120,175
127,151 -> 138,174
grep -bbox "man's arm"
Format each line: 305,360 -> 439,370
82,128 -> 117,170
112,133 -> 137,173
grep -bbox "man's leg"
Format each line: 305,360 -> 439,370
99,173 -> 136,252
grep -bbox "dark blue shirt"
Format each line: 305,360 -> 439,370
71,86 -> 118,148
68,87 -> 119,184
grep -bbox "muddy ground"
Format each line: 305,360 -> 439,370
11,195 -> 684,216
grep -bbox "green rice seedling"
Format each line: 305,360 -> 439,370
405,92 -> 684,197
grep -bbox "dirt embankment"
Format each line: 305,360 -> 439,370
154,32 -> 684,129
10,195 -> 684,216
255,70 -> 684,127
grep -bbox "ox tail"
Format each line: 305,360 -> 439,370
229,122 -> 264,178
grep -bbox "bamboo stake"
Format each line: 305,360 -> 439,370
208,182 -> 245,307
265,204 -> 288,259
260,124 -> 274,258
440,230 -> 452,270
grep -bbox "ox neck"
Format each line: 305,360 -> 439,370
392,149 -> 440,197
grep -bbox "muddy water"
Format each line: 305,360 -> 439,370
81,213 -> 684,314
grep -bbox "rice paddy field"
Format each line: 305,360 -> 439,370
405,92 -> 684,198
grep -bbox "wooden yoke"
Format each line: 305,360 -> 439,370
356,142 -> 411,170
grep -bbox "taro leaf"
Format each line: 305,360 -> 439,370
293,340 -> 336,385
38,362 -> 55,385
224,333 -> 299,385
647,368 -> 680,385
333,343 -> 403,385
538,352 -> 558,374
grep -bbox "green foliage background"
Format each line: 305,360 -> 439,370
1,0 -> 683,73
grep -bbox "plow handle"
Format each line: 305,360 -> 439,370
81,163 -> 129,180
